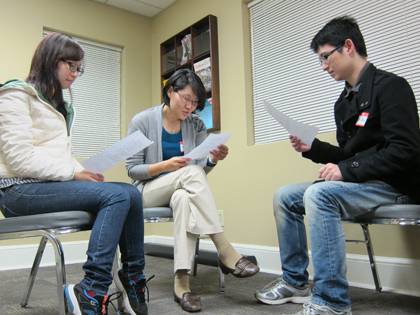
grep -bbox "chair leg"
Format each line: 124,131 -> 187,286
21,236 -> 48,307
112,251 -> 125,312
192,237 -> 200,276
218,268 -> 225,294
45,232 -> 67,315
361,224 -> 382,292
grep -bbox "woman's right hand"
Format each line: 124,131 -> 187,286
148,157 -> 192,177
74,170 -> 104,182
163,157 -> 191,172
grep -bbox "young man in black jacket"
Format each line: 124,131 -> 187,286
255,16 -> 420,315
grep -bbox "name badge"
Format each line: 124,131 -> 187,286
355,112 -> 369,127
179,141 -> 184,153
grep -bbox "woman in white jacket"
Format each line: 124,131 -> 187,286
0,33 -> 148,315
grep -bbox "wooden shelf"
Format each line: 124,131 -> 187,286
160,15 -> 220,132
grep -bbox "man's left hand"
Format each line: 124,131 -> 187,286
319,163 -> 343,181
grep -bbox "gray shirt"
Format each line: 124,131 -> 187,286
126,104 -> 213,191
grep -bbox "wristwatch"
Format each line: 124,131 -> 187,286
207,156 -> 217,167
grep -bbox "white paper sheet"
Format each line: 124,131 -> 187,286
82,131 -> 153,173
184,133 -> 231,160
264,100 -> 318,145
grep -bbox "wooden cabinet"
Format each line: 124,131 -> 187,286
160,15 -> 220,131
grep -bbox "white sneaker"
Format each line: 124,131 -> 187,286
294,302 -> 352,315
255,276 -> 311,305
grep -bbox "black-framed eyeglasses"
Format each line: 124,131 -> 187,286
318,46 -> 342,66
175,91 -> 199,107
65,60 -> 85,76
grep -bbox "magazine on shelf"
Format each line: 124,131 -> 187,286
164,49 -> 176,70
194,57 -> 212,92
180,34 -> 192,65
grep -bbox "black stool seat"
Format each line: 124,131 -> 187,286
143,207 -> 173,219
353,204 -> 420,223
0,211 -> 94,234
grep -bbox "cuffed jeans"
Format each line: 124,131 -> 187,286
274,180 -> 413,311
0,181 -> 145,295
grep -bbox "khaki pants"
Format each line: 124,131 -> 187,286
142,165 -> 223,272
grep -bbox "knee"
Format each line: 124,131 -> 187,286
181,165 -> 206,182
273,184 -> 303,217
170,189 -> 189,208
114,183 -> 143,215
303,183 -> 340,218
102,184 -> 132,210
125,183 -> 142,205
304,183 -> 329,206
273,186 -> 289,217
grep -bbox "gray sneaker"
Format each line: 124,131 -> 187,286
294,303 -> 352,315
255,276 -> 311,305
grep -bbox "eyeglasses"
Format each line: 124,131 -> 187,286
64,60 -> 85,76
318,46 -> 342,66
176,91 -> 199,107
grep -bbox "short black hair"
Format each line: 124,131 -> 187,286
310,16 -> 367,57
162,68 -> 206,111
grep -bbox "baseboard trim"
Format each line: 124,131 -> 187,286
0,240 -> 88,271
1,236 -> 419,297
144,235 -> 420,297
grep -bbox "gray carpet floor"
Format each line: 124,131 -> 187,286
1,255 -> 420,314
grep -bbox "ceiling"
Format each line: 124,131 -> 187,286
92,0 -> 176,17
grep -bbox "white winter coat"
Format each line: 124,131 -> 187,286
0,81 -> 84,181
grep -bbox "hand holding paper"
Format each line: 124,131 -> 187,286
210,143 -> 229,161
290,135 -> 312,152
184,133 -> 231,160
82,130 -> 153,173
264,100 -> 318,145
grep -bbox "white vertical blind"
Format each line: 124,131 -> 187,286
249,0 -> 420,144
66,38 -> 122,158
44,31 -> 122,158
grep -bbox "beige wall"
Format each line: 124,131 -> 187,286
149,0 -> 420,259
1,0 -> 419,260
149,0 -> 323,245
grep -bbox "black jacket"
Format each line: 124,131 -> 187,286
303,63 -> 420,201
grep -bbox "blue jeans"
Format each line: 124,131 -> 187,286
0,181 -> 145,295
274,180 -> 413,311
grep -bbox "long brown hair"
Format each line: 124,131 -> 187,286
26,32 -> 84,114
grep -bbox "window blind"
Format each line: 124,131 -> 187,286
44,31 -> 122,158
249,0 -> 420,144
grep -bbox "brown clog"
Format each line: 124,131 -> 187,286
219,256 -> 260,278
174,291 -> 202,312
